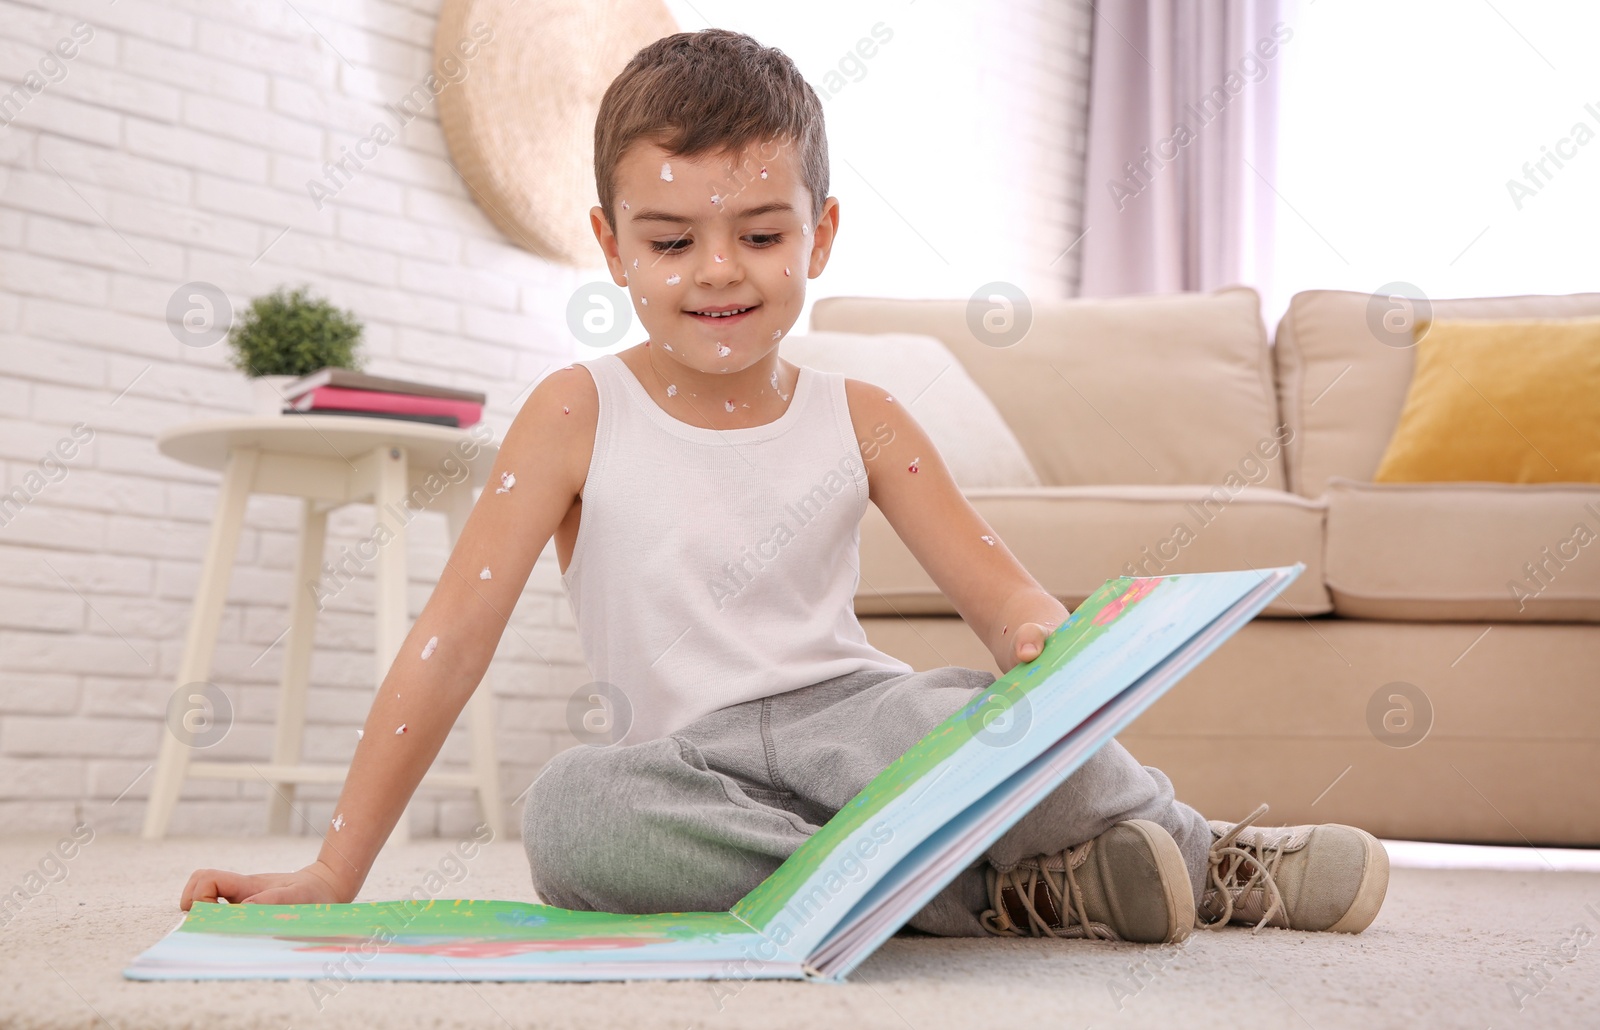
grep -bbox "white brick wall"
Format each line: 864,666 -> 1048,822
0,0 -> 1092,838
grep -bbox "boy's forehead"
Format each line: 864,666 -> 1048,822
616,137 -> 802,187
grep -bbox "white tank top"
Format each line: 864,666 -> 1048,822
560,351 -> 914,746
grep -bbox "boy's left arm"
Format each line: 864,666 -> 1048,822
845,379 -> 1068,674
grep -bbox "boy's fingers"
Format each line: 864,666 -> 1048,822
1014,623 -> 1049,661
182,869 -> 254,910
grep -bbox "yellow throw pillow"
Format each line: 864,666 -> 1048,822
1373,316 -> 1600,483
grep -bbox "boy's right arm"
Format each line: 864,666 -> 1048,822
180,366 -> 597,909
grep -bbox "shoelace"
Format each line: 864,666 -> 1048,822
980,847 -> 1119,941
1201,801 -> 1289,934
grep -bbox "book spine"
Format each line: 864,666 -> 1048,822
298,385 -> 482,424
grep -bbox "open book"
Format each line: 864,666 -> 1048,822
125,565 -> 1302,984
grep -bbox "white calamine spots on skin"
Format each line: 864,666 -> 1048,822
562,406 -> 570,414
802,222 -> 810,236
770,369 -> 779,390
784,267 -> 791,277
710,194 -> 721,205
641,297 -> 648,306
667,384 -> 677,397
759,167 -> 768,179
331,813 -> 344,832
886,395 -> 894,402
724,400 -> 736,413
621,199 -> 629,210
480,567 -> 492,579
421,635 -> 438,659
396,723 -> 407,734
908,457 -> 921,474
981,535 -> 996,546
496,471 -> 515,493
666,274 -> 680,285
714,253 -> 726,263
633,258 -> 639,269
716,342 -> 731,357
356,728 -> 363,739
660,162 -> 673,181
662,342 -> 673,351
771,329 -> 782,340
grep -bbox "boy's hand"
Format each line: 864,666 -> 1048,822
1011,622 -> 1054,666
181,860 -> 352,910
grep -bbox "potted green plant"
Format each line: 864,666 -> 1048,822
226,285 -> 367,415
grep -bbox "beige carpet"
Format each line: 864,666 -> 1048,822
3,833 -> 1597,1030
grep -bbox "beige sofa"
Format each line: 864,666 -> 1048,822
805,287 -> 1600,846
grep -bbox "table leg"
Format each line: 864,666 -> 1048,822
142,446 -> 261,839
265,497 -> 329,833
446,482 -> 506,841
373,444 -> 411,845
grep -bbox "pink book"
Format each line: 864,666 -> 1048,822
291,385 -> 482,427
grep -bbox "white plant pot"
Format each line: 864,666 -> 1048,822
251,375 -> 300,416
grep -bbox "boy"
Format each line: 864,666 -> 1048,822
182,29 -> 1387,944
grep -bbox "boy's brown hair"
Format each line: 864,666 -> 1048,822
593,29 -> 829,231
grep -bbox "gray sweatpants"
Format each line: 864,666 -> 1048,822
524,666 -> 1212,936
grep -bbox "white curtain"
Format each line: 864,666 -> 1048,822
1078,0 -> 1285,298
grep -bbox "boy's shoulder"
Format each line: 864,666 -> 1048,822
499,360 -> 601,495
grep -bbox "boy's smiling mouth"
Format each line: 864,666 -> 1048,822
685,303 -> 760,325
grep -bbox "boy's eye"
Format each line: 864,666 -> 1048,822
645,232 -> 786,254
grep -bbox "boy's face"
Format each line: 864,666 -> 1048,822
591,137 -> 839,375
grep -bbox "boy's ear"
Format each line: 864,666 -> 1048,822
591,205 -> 627,287
807,196 -> 841,279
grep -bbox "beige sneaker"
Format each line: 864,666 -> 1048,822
980,819 -> 1195,944
1197,803 -> 1390,934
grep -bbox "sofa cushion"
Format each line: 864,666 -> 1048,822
811,287 -> 1287,490
780,331 -> 1042,489
1372,316 -> 1600,484
1324,477 -> 1600,622
1273,289 -> 1600,498
854,485 -> 1331,618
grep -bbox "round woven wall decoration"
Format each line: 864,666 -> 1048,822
434,0 -> 678,266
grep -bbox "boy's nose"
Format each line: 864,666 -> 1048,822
694,239 -> 742,288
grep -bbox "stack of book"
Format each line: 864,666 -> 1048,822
280,368 -> 485,428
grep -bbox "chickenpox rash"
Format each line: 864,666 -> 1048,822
666,384 -> 677,397
908,457 -> 921,473
421,635 -> 438,660
724,400 -> 736,413
783,267 -> 791,276
759,167 -> 768,179
710,194 -> 721,205
714,253 -> 726,262
562,406 -> 570,414
1002,625 -> 1008,635
496,471 -> 516,493
396,723 -> 408,734
716,343 -> 731,356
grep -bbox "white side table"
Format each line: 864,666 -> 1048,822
141,415 -> 505,845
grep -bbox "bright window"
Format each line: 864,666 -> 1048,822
1268,0 -> 1600,326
